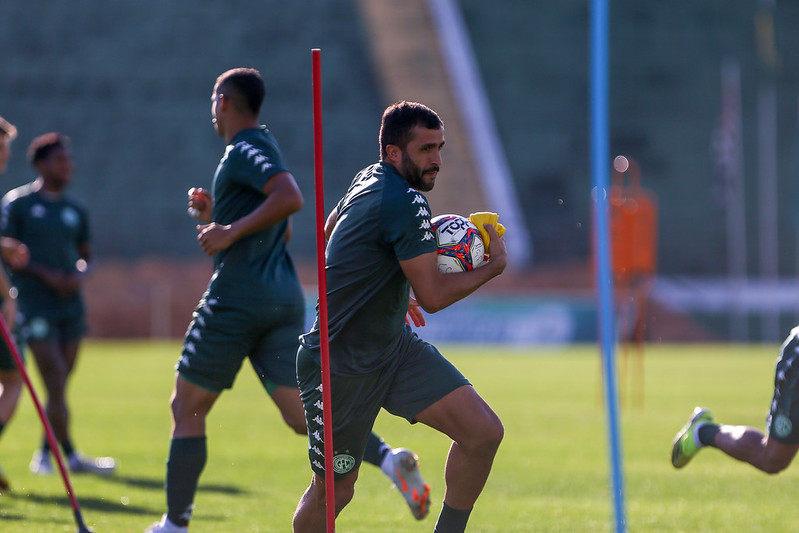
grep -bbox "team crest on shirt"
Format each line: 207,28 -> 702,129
30,204 -> 46,218
61,206 -> 79,227
333,453 -> 356,474
774,414 -> 792,438
28,317 -> 50,340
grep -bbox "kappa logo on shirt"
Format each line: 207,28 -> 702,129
416,206 -> 430,217
411,194 -> 426,204
30,204 -> 46,218
236,141 -> 273,173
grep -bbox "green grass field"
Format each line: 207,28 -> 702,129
0,340 -> 795,532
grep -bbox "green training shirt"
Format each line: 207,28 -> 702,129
300,161 -> 436,375
206,126 -> 303,305
1,182 -> 89,306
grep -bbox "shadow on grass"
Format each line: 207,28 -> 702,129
102,473 -> 247,495
7,491 -> 153,516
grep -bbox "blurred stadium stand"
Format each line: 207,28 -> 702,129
2,1 -> 799,340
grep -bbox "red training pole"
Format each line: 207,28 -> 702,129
312,48 -> 336,533
0,315 -> 93,532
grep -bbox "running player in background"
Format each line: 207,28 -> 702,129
292,101 -> 507,533
672,326 -> 799,474
146,68 -> 429,533
0,114 -> 30,491
1,131 -> 116,478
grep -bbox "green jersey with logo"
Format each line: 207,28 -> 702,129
1,182 -> 89,308
300,162 -> 436,375
205,126 -> 303,306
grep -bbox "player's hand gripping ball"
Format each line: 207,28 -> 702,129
431,214 -> 486,273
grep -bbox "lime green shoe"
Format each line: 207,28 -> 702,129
671,407 -> 714,468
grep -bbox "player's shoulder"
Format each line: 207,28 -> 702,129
2,181 -> 38,206
226,128 -> 282,173
381,167 -> 430,210
61,194 -> 89,215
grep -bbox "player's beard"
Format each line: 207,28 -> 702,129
400,152 -> 437,192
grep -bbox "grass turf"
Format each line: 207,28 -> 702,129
0,340 -> 796,531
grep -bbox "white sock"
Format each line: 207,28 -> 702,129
380,449 -> 395,479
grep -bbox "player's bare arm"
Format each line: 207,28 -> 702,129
323,206 -> 338,241
196,171 -> 303,256
401,223 -> 507,313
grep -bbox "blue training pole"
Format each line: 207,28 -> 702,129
590,1 -> 627,532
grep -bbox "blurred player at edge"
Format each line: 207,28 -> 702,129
292,101 -> 507,533
1,132 -> 115,478
672,327 -> 799,475
0,115 -> 31,491
146,68 -> 430,533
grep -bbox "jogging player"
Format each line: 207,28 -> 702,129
146,68 -> 429,533
672,326 -> 799,474
0,115 -> 31,491
1,132 -> 116,477
292,101 -> 507,533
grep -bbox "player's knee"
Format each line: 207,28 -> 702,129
483,414 -> 505,452
284,414 -> 308,435
465,411 -> 504,455
761,454 -> 793,474
334,479 -> 356,513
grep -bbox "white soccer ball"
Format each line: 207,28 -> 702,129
431,214 -> 486,273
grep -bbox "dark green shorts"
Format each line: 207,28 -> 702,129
177,294 -> 305,394
297,326 -> 470,479
18,298 -> 86,344
767,327 -> 799,444
0,327 -> 24,371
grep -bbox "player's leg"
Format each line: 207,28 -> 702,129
250,300 -> 309,436
27,337 -> 69,474
0,368 -> 22,426
147,375 -> 221,533
0,332 -> 24,489
384,335 -> 500,532
270,385 -> 308,435
415,386 -> 503,529
713,426 -> 799,473
268,376 -> 429,519
293,470 -> 359,532
0,367 -> 22,490
149,298 -> 250,532
673,328 -> 799,473
251,302 -> 428,507
293,344 -> 382,529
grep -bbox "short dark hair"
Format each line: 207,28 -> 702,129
0,115 -> 17,140
28,132 -> 70,165
379,101 -> 443,159
215,67 -> 266,116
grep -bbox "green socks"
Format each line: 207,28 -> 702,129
434,502 -> 472,533
166,436 -> 207,527
362,432 -> 390,467
698,423 -> 720,447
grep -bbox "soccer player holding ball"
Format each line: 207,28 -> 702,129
293,101 -> 507,532
147,69 -> 429,533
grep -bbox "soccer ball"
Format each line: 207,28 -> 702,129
431,214 -> 486,273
